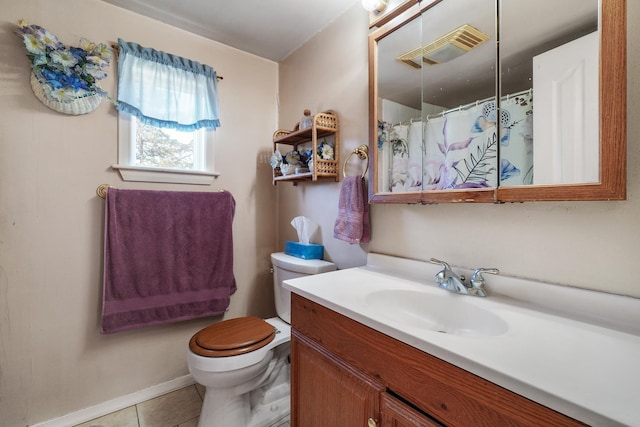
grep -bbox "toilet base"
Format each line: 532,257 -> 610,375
197,344 -> 290,427
198,390 -> 290,427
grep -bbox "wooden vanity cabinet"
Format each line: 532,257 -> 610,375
380,393 -> 443,427
290,294 -> 586,427
291,332 -> 383,426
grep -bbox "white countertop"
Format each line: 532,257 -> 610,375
284,253 -> 640,426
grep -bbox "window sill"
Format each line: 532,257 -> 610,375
111,164 -> 220,185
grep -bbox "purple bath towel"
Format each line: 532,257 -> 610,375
101,188 -> 236,334
334,176 -> 370,244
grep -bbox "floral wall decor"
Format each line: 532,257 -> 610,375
16,19 -> 113,115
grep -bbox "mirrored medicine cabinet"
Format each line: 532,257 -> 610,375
368,0 -> 626,203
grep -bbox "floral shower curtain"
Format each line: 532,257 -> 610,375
423,103 -> 497,190
381,90 -> 533,192
389,124 -> 409,192
386,121 -> 424,192
499,92 -> 534,185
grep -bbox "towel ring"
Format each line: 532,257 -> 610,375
342,145 -> 369,178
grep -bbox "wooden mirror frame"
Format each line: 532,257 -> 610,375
368,0 -> 626,204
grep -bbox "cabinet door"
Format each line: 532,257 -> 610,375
291,331 -> 383,427
380,393 -> 443,427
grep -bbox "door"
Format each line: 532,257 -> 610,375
291,331 -> 383,426
532,31 -> 599,184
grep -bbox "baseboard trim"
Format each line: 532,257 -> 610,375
31,374 -> 196,427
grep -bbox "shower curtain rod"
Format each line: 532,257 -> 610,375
425,88 -> 532,120
393,88 -> 532,126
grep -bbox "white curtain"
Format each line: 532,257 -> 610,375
116,39 -> 220,131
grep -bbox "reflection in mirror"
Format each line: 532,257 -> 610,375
421,0 -> 496,190
377,0 -> 498,193
371,0 -> 625,203
500,0 -> 598,186
376,14 -> 422,193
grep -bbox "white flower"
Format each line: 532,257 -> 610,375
320,144 -> 334,160
79,38 -> 96,52
94,43 -> 114,61
23,34 -> 45,55
87,55 -> 109,68
84,63 -> 108,80
50,49 -> 78,68
37,28 -> 61,49
285,151 -> 302,166
50,87 -> 79,101
270,150 -> 282,169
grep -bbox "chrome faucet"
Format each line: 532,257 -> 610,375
429,258 -> 499,297
429,258 -> 467,294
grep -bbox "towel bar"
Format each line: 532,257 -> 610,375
342,145 -> 369,178
96,184 -> 110,199
96,184 -> 226,198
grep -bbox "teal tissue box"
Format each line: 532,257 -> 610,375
285,241 -> 324,260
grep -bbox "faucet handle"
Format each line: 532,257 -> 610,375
471,268 -> 499,286
468,268 -> 498,297
429,258 -> 451,270
429,258 -> 451,284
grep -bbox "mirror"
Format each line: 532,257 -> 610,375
369,0 -> 626,203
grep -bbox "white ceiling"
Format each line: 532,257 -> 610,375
99,0 -> 360,62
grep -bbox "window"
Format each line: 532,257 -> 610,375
112,39 -> 220,185
115,113 -> 218,185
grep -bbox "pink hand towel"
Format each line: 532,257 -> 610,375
101,188 -> 236,334
334,176 -> 370,244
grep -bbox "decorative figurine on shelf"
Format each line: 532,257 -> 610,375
270,149 -> 313,176
16,19 -> 113,115
299,109 -> 313,130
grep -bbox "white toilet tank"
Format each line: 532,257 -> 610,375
271,252 -> 336,324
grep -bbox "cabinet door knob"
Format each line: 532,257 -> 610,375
368,418 -> 378,427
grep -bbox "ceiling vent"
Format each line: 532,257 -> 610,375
396,24 -> 490,68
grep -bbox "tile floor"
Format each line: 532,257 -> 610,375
73,384 -> 291,427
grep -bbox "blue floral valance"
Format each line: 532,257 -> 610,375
116,39 -> 220,131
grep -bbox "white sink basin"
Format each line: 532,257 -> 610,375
365,289 -> 509,337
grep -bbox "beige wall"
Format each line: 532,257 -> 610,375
2,0 -> 638,424
279,2 -> 640,297
0,0 -> 278,425
277,5 -> 370,270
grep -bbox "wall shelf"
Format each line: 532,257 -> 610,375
272,110 -> 339,185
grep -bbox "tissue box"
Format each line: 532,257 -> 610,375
285,241 -> 324,260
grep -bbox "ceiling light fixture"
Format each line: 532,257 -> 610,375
361,0 -> 387,13
396,24 -> 490,68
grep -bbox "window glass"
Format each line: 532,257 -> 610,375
114,112 -> 218,185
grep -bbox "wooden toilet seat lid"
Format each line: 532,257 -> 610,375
189,316 -> 276,357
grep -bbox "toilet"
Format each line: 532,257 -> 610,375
188,252 -> 336,427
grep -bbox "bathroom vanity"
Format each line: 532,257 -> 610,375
285,254 -> 640,426
292,295 -> 581,426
